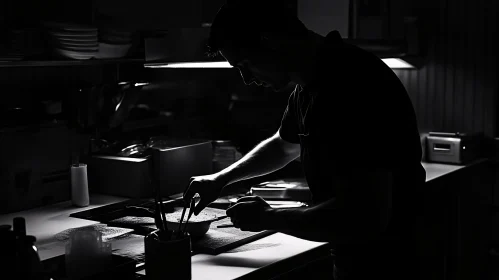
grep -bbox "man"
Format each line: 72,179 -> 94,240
184,1 -> 426,279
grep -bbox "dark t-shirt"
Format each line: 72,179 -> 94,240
279,31 -> 426,280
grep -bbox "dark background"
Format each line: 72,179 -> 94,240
0,1 -> 498,278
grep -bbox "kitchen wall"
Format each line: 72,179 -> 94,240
393,0 -> 498,137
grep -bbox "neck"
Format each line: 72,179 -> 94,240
286,31 -> 325,86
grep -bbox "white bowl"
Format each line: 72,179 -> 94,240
54,48 -> 96,60
95,42 -> 132,59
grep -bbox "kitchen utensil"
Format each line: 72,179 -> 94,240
182,199 -> 196,233
176,201 -> 189,234
144,229 -> 191,280
154,194 -> 166,232
153,203 -> 165,232
163,211 -> 217,238
158,194 -> 168,233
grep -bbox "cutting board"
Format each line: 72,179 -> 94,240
191,218 -> 275,255
107,207 -> 275,255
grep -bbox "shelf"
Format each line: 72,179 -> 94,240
0,58 -> 145,67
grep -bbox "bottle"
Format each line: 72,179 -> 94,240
13,217 -> 44,280
0,224 -> 16,276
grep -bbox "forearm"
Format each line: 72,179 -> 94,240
217,133 -> 299,188
263,199 -> 379,245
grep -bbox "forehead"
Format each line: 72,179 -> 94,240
219,46 -> 248,67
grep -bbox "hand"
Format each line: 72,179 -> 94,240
226,196 -> 273,232
183,174 -> 227,215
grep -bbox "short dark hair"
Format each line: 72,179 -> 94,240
206,0 -> 308,58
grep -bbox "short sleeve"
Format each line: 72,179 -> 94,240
278,86 -> 300,144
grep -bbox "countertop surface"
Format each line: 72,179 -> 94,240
0,195 -> 327,280
0,159 -> 487,279
422,159 -> 487,182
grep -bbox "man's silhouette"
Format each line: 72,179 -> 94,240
184,1 -> 425,279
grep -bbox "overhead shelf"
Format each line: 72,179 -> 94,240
0,58 -> 145,68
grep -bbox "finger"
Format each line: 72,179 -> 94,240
183,181 -> 197,202
226,203 -> 237,217
231,217 -> 240,228
194,198 -> 210,216
236,196 -> 261,203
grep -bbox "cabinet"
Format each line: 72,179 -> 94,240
94,0 -> 226,30
2,0 -> 227,30
298,0 -> 415,40
422,160 -> 494,280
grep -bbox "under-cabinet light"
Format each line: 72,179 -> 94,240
381,58 -> 416,69
144,61 -> 233,69
145,59 -> 415,69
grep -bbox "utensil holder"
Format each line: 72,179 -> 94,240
144,230 -> 191,280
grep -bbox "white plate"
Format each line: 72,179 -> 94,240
50,31 -> 98,37
54,36 -> 98,43
54,48 -> 96,60
57,45 -> 99,52
56,41 -> 98,48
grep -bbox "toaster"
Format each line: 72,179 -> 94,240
426,132 -> 482,164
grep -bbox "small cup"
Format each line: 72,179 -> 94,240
144,230 -> 192,280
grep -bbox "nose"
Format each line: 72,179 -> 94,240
239,68 -> 256,85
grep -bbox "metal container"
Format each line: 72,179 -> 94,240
88,138 -> 213,198
212,140 -> 242,172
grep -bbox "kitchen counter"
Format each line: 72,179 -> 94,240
422,159 -> 488,182
0,159 -> 487,279
0,194 -> 329,280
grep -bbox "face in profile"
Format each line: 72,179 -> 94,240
220,46 -> 294,92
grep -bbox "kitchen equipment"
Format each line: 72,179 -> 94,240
72,200 -> 275,255
426,132 -> 482,164
144,230 -> 191,280
164,210 -> 217,237
177,201 -> 189,233
212,140 -> 243,172
249,178 -> 312,202
87,138 -> 213,198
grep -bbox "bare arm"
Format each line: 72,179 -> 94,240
261,170 -> 393,245
217,130 -> 300,188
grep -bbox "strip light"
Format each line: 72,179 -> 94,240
146,59 -> 415,69
381,58 -> 415,69
144,61 -> 233,69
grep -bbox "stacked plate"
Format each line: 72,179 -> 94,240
96,28 -> 133,59
43,22 -> 98,60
